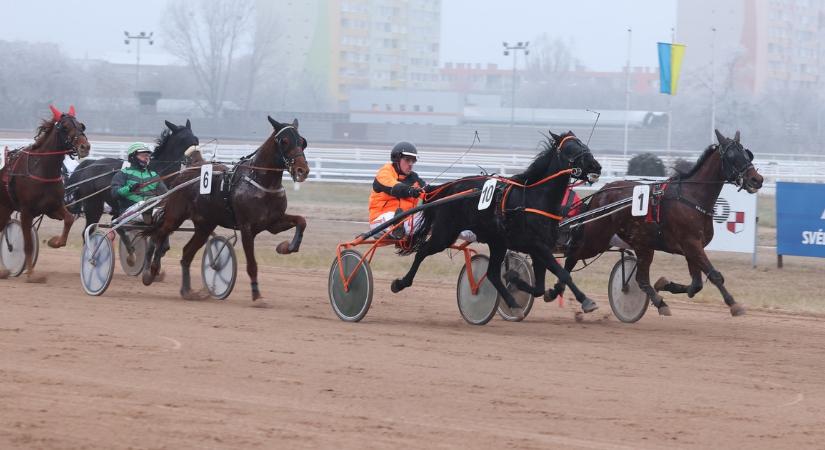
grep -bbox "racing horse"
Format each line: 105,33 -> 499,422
546,129 -> 763,316
66,119 -> 198,227
393,131 -> 603,317
0,105 -> 91,281
140,116 -> 309,307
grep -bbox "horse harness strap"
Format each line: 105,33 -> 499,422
672,181 -> 714,217
243,175 -> 285,196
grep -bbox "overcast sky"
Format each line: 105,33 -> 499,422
1,0 -> 676,70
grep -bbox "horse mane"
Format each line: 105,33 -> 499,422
510,135 -> 564,184
153,128 -> 173,156
673,144 -> 716,180
33,119 -> 56,144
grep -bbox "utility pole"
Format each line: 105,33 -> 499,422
503,41 -> 530,146
666,27 -> 675,155
623,28 -> 632,157
710,26 -> 717,144
123,31 -> 154,93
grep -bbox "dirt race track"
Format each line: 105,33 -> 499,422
2,246 -> 825,449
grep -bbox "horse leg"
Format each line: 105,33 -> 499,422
684,247 -> 744,316
46,206 -> 74,248
537,249 -> 598,313
654,259 -> 704,298
239,228 -> 268,307
503,251 -> 546,297
180,226 -> 215,300
391,227 -> 456,293
544,255 -> 577,302
0,206 -> 11,279
142,215 -> 180,286
20,212 -> 46,283
485,242 -> 525,317
267,213 -> 306,255
632,247 -> 669,316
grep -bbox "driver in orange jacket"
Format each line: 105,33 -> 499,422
368,142 -> 425,238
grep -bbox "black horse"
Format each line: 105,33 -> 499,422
66,120 -> 198,227
392,131 -> 603,317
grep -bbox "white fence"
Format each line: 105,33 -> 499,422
4,138 -> 824,191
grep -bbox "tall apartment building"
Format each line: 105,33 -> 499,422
677,0 -> 825,95
257,0 -> 441,106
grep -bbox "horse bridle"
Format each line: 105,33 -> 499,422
716,140 -> 754,189
54,114 -> 87,157
272,125 -> 306,175
557,135 -> 593,179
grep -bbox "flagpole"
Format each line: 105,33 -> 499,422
623,27 -> 632,158
666,27 -> 675,156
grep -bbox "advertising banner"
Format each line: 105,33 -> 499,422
776,182 -> 825,258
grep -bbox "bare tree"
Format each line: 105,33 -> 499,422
163,0 -> 254,117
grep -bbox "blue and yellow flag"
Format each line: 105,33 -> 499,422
658,42 -> 686,95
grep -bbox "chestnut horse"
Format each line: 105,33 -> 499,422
0,105 -> 91,281
547,130 -> 763,316
141,117 -> 309,307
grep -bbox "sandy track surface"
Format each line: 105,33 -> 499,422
2,247 -> 825,449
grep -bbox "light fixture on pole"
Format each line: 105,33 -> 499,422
503,41 -> 530,140
623,28 -> 632,157
123,30 -> 154,92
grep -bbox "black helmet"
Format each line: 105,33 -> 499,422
390,141 -> 418,162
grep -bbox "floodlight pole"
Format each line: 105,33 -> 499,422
503,41 -> 530,147
123,31 -> 154,92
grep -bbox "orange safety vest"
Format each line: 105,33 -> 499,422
368,163 -> 423,222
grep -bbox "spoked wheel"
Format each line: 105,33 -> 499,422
328,249 -> 373,322
80,231 -> 115,296
0,219 -> 39,277
497,252 -> 535,322
608,253 -> 649,323
118,231 -> 147,276
201,236 -> 237,300
456,254 -> 499,325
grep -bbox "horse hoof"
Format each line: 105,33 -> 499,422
574,311 -> 584,323
0,270 -> 9,280
252,300 -> 273,309
155,270 -> 166,283
390,279 -> 405,293
658,306 -> 672,316
543,290 -> 557,302
276,241 -> 291,254
654,277 -> 669,292
47,237 -> 64,248
25,274 -> 47,284
730,304 -> 746,316
509,306 -> 525,320
181,290 -> 203,301
142,272 -> 154,286
126,253 -> 136,266
580,298 -> 599,313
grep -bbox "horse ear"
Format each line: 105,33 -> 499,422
185,119 -> 191,129
49,105 -> 61,121
292,118 -> 299,129
68,105 -> 76,117
165,120 -> 179,132
714,129 -> 726,144
549,130 -> 561,141
268,115 -> 281,129
734,130 -> 740,143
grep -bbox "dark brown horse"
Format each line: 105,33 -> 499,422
141,117 -> 309,307
0,105 -> 91,282
547,130 -> 763,316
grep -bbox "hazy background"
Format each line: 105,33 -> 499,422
1,0 -> 821,156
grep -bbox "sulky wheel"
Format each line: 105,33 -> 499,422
456,254 -> 499,325
328,249 -> 373,322
80,230 -> 115,296
497,252 -> 535,322
118,231 -> 147,276
607,253 -> 649,323
201,236 -> 238,300
0,219 -> 39,277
